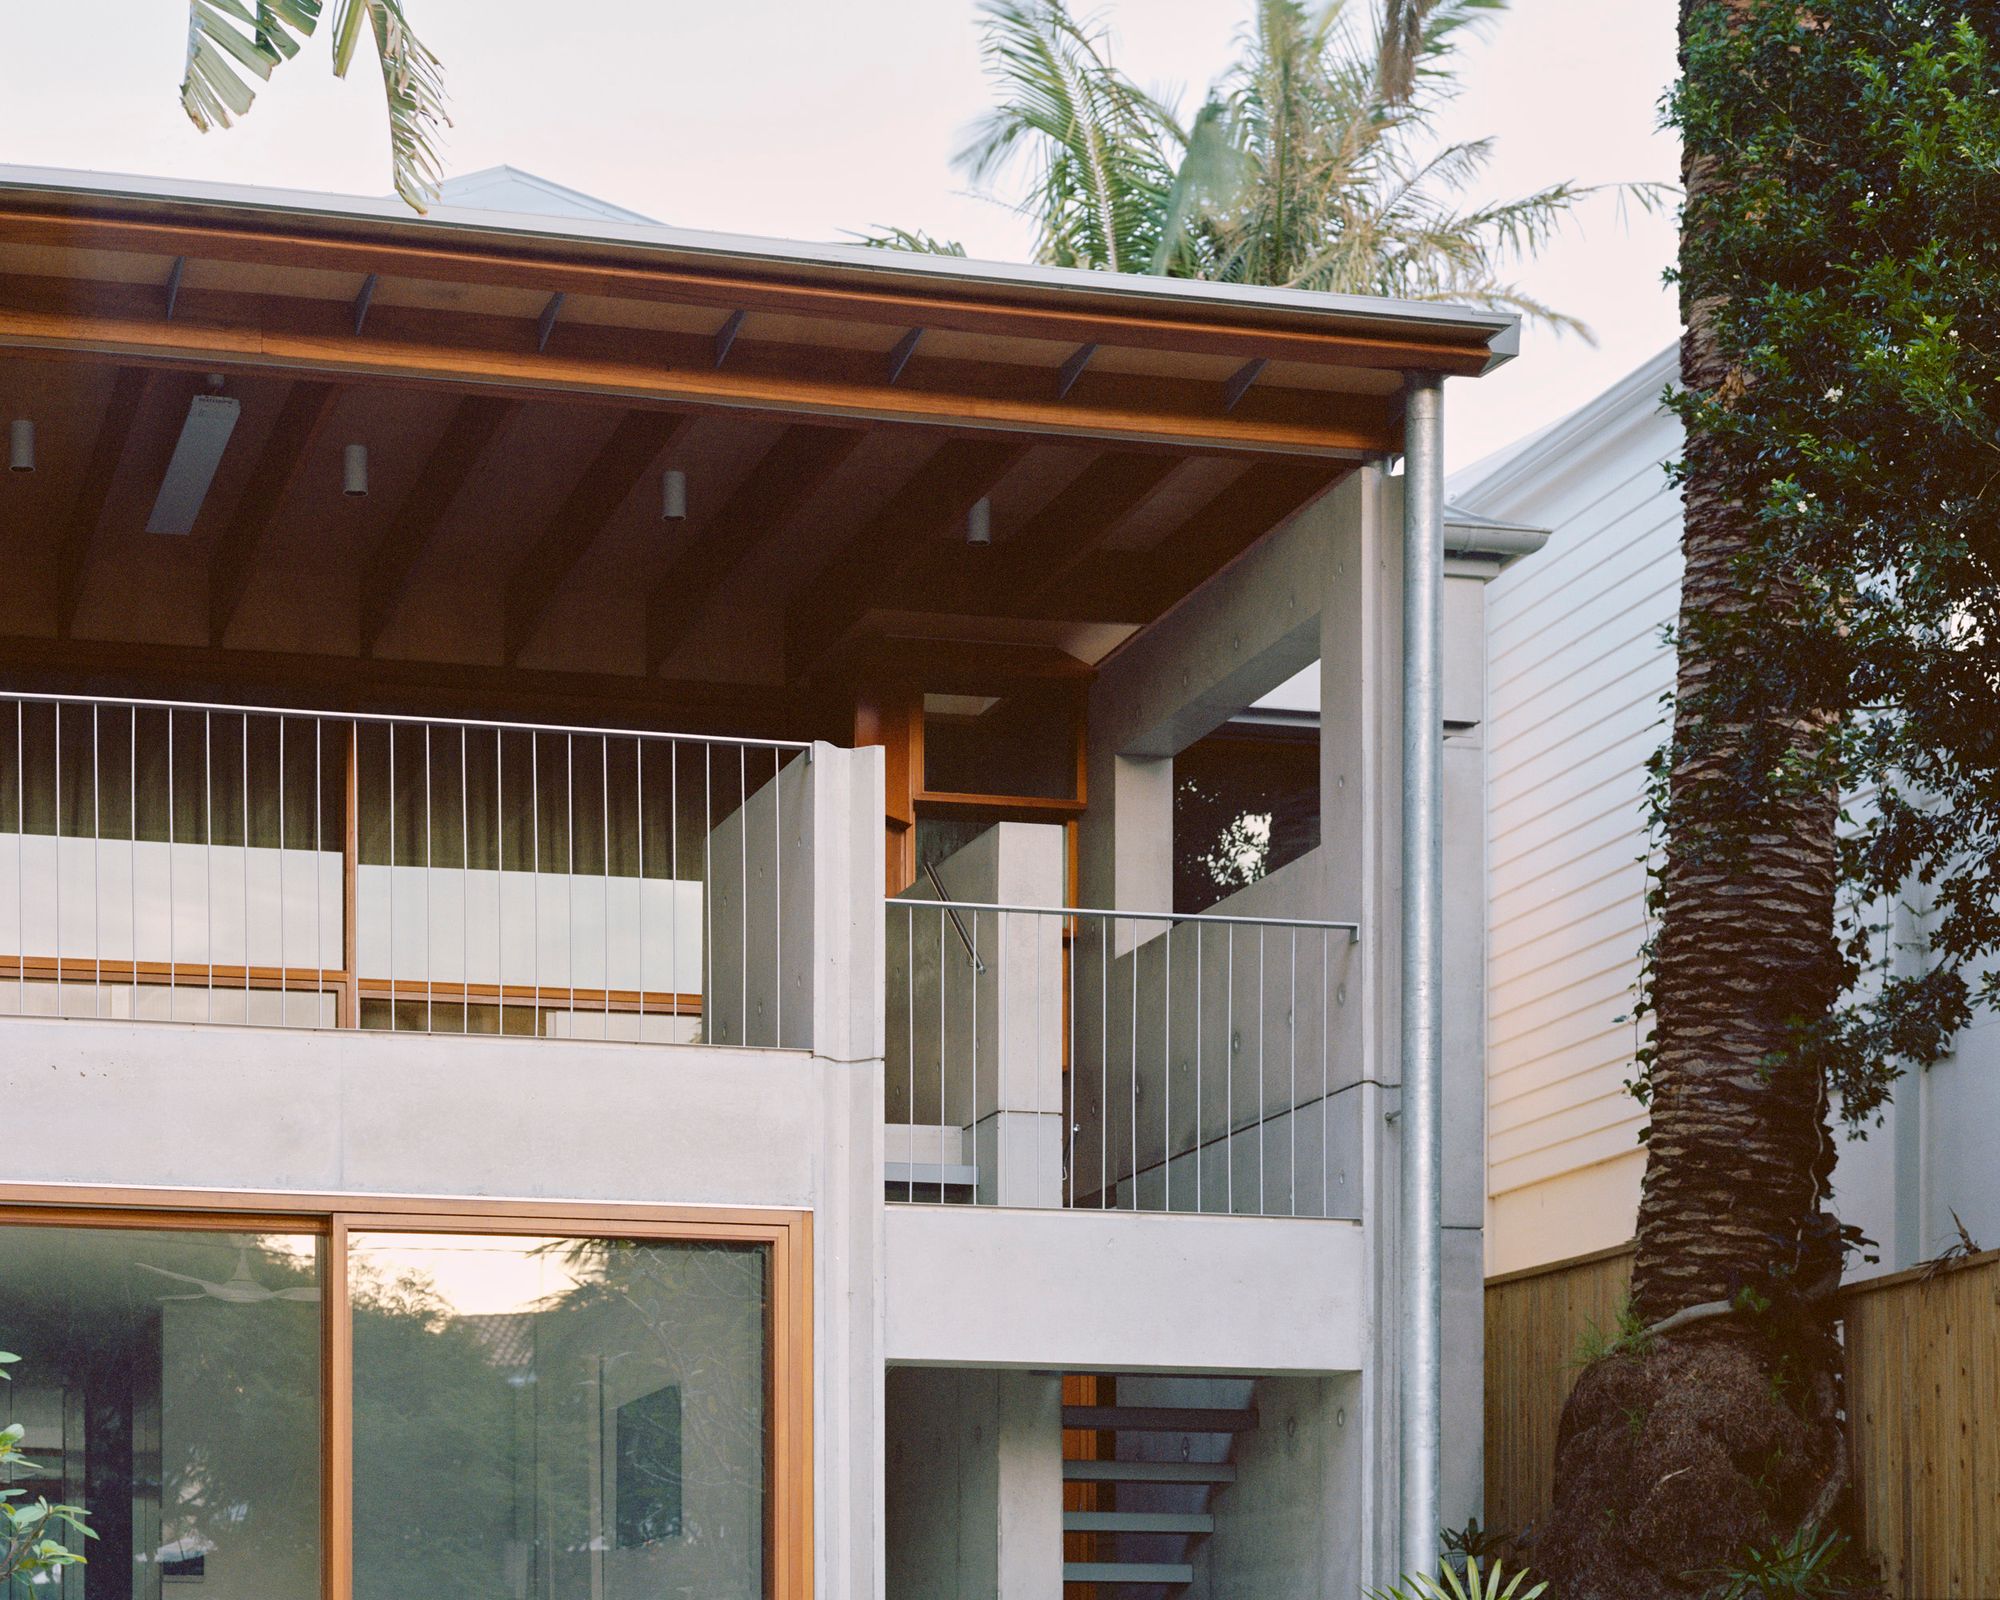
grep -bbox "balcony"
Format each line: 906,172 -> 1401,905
5,687 -> 1374,1241
885,823 -> 1364,1222
0,691 -> 810,1050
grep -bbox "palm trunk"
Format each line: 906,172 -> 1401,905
1532,2 -> 1858,1593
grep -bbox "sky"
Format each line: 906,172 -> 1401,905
0,0 -> 1681,470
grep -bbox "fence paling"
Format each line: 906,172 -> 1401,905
1483,1244 -> 2000,1598
885,896 -> 1358,1220
0,691 -> 808,1050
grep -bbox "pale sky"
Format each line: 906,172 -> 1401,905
0,0 -> 1681,469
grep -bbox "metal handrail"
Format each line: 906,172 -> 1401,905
0,689 -> 812,753
886,893 -> 1360,1218
2,690 -> 809,1048
894,896 -> 1360,940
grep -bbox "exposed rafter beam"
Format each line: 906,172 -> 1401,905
713,309 -> 746,368
208,380 -> 342,646
0,206 -> 1502,376
646,423 -> 866,673
785,436 -> 1030,681
1125,458 -> 1339,619
360,394 -> 521,656
503,410 -> 693,665
0,292 -> 1391,457
890,451 -> 1185,617
55,367 -> 153,639
885,328 -> 922,385
1013,452 -> 1184,601
1222,358 -> 1267,412
1057,342 -> 1097,399
536,292 -> 566,353
164,257 -> 185,320
353,273 -> 378,335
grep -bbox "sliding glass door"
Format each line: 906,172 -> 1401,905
0,1203 -> 808,1600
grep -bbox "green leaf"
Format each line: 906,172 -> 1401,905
179,0 -> 322,133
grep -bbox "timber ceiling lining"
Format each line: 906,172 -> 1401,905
0,189 -> 1411,707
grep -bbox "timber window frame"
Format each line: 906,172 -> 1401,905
0,1185 -> 813,1600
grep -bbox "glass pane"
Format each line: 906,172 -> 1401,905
921,687 -> 1078,801
0,1223 -> 324,1600
350,1233 -> 768,1600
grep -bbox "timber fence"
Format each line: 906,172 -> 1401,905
1484,1243 -> 2000,1599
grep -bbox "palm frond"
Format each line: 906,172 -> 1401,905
1378,0 -> 1503,104
849,226 -> 972,256
330,0 -> 450,211
953,0 -> 1187,273
912,0 -> 1614,332
180,0 -> 323,133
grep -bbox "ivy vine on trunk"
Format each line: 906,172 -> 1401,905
1538,3 -> 2000,1594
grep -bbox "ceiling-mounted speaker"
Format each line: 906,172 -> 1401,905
8,419 -> 33,473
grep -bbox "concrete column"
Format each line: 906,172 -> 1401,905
884,1368 -> 1063,1600
801,741 -> 889,1600
888,822 -> 1068,1205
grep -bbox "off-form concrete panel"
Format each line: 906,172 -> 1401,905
0,1016 -> 824,1208
883,1206 -> 1365,1373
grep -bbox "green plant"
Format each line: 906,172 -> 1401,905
1440,1516 -> 1517,1569
1698,1524 -> 1851,1600
1367,1555 -> 1548,1600
178,1 -> 448,210
863,0 -> 1655,324
1569,1296 -> 1655,1366
0,1350 -> 93,1593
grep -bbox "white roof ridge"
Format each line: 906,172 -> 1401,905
1449,343 -> 1680,509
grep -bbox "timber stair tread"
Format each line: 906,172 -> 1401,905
1064,1561 -> 1197,1584
1065,1510 -> 1215,1534
1062,1404 -> 1257,1433
1062,1458 -> 1238,1485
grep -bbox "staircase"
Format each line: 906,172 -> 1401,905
1060,1376 -> 1259,1595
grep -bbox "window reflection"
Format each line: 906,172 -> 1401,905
0,1225 -> 323,1600
349,1233 -> 768,1600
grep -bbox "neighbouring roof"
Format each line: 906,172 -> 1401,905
1449,344 -> 1680,511
433,165 -> 659,226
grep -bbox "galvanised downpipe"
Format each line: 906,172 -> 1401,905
1399,372 -> 1446,1577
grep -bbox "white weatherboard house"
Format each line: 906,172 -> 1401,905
0,166 -> 1528,1596
1461,346 -> 2000,1281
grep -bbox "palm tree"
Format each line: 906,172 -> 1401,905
1534,1 -> 1853,1592
180,1 -> 447,210
864,0 -> 1636,328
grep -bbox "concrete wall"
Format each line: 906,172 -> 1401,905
883,1369 -> 1061,1600
1185,1375 -> 1365,1600
884,1205 -> 1365,1374
1075,462 -> 1495,1571
886,822 -> 1066,1206
0,739 -> 890,1600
